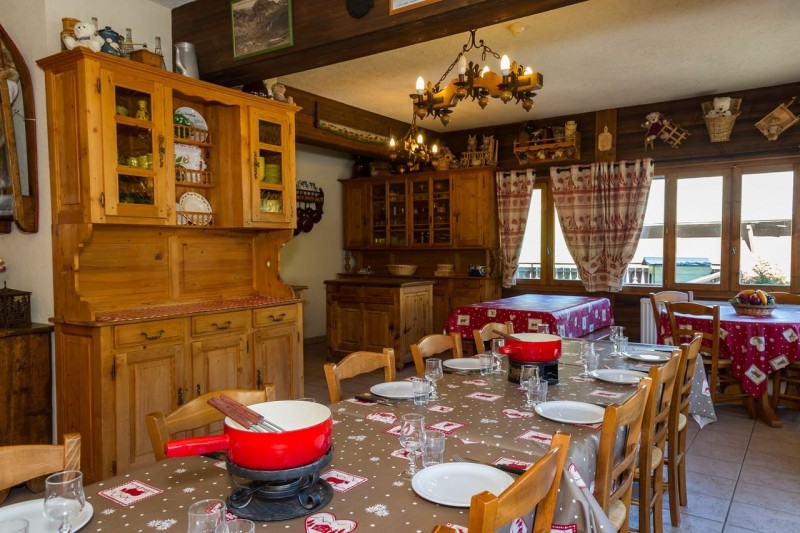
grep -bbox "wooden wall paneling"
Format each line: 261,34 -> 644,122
172,0 -> 585,86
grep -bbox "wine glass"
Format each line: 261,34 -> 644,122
188,499 -> 227,533
609,326 -> 625,356
399,413 -> 425,478
580,342 -> 598,377
425,358 -> 443,400
44,470 -> 85,533
519,364 -> 540,408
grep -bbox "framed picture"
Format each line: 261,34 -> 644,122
231,0 -> 293,60
0,80 -> 20,228
390,0 -> 440,15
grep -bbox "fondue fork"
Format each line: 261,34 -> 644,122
219,394 -> 285,433
207,396 -> 270,433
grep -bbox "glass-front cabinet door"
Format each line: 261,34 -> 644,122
249,108 -> 295,226
100,69 -> 167,221
387,180 -> 408,246
411,176 -> 451,246
411,178 -> 430,244
370,182 -> 387,245
431,177 -> 451,245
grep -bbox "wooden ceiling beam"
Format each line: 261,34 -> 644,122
172,0 -> 585,87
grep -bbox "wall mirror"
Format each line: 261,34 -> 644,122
0,24 -> 38,233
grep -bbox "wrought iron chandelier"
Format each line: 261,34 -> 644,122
388,111 -> 438,169
411,29 -> 543,126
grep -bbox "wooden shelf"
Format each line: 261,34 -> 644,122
513,132 -> 581,165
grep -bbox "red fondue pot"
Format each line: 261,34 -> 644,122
499,333 -> 562,363
164,400 -> 332,470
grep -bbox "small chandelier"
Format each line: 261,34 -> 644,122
412,29 -> 543,126
388,111 -> 438,170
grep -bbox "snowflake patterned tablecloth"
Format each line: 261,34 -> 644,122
658,303 -> 800,398
445,294 -> 613,341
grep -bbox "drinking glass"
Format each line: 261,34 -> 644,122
519,364 -> 539,391
0,520 -> 29,533
425,358 -> 443,400
478,353 -> 493,375
421,430 -> 446,468
219,519 -> 255,533
399,413 -> 425,478
44,470 -> 85,533
526,379 -> 548,408
187,499 -> 227,533
411,376 -> 430,406
534,323 -> 550,334
579,342 -> 599,377
609,326 -> 625,355
614,336 -> 629,357
490,339 -> 505,373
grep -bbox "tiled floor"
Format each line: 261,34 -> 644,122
303,339 -> 800,533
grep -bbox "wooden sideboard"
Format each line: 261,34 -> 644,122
325,278 -> 433,368
38,49 -> 303,483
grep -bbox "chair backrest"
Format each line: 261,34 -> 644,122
649,291 -> 693,335
640,351 -> 680,469
665,301 -> 720,361
594,378 -> 650,520
473,321 -> 514,353
411,332 -> 463,375
670,334 -> 702,431
146,387 -> 275,462
324,348 -> 396,403
467,432 -> 571,533
0,433 -> 81,491
768,291 -> 800,304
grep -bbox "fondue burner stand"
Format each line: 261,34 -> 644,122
508,359 -> 559,385
225,447 -> 333,521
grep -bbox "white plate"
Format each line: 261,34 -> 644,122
411,462 -> 514,507
626,351 -> 671,363
174,106 -> 208,130
534,400 -> 606,425
174,143 -> 207,171
370,381 -> 415,399
589,368 -> 648,384
443,358 -> 483,371
0,499 -> 93,532
178,192 -> 213,226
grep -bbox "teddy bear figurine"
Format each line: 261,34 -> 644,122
641,111 -> 666,151
271,83 -> 294,105
706,96 -> 732,118
62,21 -> 105,53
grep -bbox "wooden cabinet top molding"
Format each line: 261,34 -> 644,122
324,277 -> 436,288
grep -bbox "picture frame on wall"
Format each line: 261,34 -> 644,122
231,0 -> 293,60
389,0 -> 441,15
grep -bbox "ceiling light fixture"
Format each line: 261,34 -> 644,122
411,29 -> 543,126
388,111 -> 437,170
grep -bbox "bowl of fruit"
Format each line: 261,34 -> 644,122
729,289 -> 777,316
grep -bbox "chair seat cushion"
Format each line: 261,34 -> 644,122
634,446 -> 665,476
607,499 -> 628,531
678,412 -> 687,431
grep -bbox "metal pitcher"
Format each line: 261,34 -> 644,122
174,42 -> 199,78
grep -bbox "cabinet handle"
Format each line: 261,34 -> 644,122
177,387 -> 184,406
197,384 -> 201,396
454,211 -> 460,223
253,152 -> 259,180
158,135 -> 165,168
268,313 -> 286,322
211,321 -> 232,330
257,369 -> 263,389
141,329 -> 165,341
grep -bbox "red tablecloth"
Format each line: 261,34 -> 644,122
446,294 -> 613,340
659,303 -> 800,398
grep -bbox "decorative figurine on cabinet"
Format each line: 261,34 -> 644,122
61,21 -> 104,53
134,99 -> 150,120
271,83 -> 294,105
641,111 -> 689,150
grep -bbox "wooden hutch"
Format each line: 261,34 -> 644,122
38,49 -> 302,482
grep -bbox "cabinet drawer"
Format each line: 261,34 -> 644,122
192,311 -> 250,336
362,286 -> 393,301
254,304 -> 298,327
451,279 -> 483,292
114,319 -> 185,348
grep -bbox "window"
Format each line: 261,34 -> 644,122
674,174 -> 724,285
629,175 -> 664,285
516,187 -> 543,280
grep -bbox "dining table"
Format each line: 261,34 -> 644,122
445,294 -> 613,344
659,300 -> 800,427
4,339 -> 712,532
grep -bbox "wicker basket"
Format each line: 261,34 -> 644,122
701,99 -> 741,142
386,264 -> 418,276
730,302 -> 775,317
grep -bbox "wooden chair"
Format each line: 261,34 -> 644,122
146,387 -> 275,462
473,321 -> 514,353
665,334 -> 702,527
324,348 -> 396,403
431,432 -> 571,533
632,351 -> 680,533
649,291 -> 693,342
0,433 -> 81,503
411,332 -> 463,375
767,291 -> 800,304
769,292 -> 800,411
665,301 -> 755,417
594,378 -> 650,533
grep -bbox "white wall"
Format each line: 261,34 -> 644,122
281,144 -> 350,340
0,0 -> 173,323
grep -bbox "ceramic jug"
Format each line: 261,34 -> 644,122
174,42 -> 199,78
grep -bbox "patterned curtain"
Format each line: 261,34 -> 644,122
550,159 -> 654,292
495,169 -> 536,288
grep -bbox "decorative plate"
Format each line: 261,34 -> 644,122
174,143 -> 207,171
178,192 -> 212,226
174,106 -> 208,130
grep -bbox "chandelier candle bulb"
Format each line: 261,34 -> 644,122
416,76 -> 424,94
500,55 -> 511,75
458,55 -> 467,75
